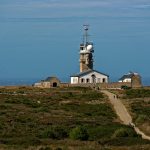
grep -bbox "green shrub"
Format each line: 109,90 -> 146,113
40,126 -> 68,140
121,85 -> 131,90
88,124 -> 123,140
112,127 -> 137,138
69,126 -> 89,140
135,115 -> 148,124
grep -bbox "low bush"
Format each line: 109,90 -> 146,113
121,85 -> 131,90
69,126 -> 89,140
135,115 -> 149,124
88,124 -> 123,140
39,126 -> 68,140
112,127 -> 137,138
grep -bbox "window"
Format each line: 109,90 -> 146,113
86,78 -> 90,83
103,78 -> 106,83
81,78 -> 85,83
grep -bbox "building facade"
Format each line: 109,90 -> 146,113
71,70 -> 109,84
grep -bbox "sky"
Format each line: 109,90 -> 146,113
0,0 -> 150,82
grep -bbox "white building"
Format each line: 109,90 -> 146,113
71,69 -> 109,84
118,72 -> 139,83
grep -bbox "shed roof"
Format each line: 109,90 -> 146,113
44,76 -> 60,82
119,74 -> 134,81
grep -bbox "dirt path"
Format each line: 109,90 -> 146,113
102,90 -> 150,141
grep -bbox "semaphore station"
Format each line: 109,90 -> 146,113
34,25 -> 142,89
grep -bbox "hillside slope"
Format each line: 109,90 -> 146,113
0,87 -> 149,150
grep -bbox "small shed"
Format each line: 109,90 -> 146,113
44,76 -> 61,87
118,72 -> 142,88
34,76 -> 61,88
118,72 -> 134,83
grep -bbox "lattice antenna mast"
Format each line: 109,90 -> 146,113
83,25 -> 89,45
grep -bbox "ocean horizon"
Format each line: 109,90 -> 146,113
0,77 -> 150,87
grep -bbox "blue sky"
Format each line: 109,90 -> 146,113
0,0 -> 150,81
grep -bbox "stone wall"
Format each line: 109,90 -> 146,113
131,75 -> 142,88
60,82 -> 132,89
35,80 -> 142,89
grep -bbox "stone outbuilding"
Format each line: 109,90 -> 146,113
118,72 -> 142,88
34,76 -> 61,88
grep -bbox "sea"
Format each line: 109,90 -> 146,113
0,77 -> 150,86
0,77 -> 69,86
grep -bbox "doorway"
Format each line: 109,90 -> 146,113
91,74 -> 96,83
53,82 -> 57,87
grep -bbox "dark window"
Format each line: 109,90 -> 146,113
103,78 -> 106,83
86,78 -> 90,83
81,78 -> 84,83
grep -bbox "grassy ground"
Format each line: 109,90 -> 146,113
0,86 -> 150,150
114,88 -> 150,136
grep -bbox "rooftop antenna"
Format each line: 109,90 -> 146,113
83,24 -> 89,45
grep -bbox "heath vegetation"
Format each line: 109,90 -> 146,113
0,87 -> 149,150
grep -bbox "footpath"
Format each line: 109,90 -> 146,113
102,90 -> 150,141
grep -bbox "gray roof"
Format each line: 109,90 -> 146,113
119,72 -> 140,81
71,69 -> 109,77
44,76 -> 60,82
119,74 -> 134,81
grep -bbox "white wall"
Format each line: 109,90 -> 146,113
34,81 -> 50,88
71,77 -> 79,84
78,71 -> 108,84
118,78 -> 131,83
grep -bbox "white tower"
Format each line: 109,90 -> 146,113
79,25 -> 94,72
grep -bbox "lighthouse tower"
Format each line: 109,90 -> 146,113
79,25 -> 94,72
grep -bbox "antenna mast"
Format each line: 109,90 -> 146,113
83,24 -> 89,45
